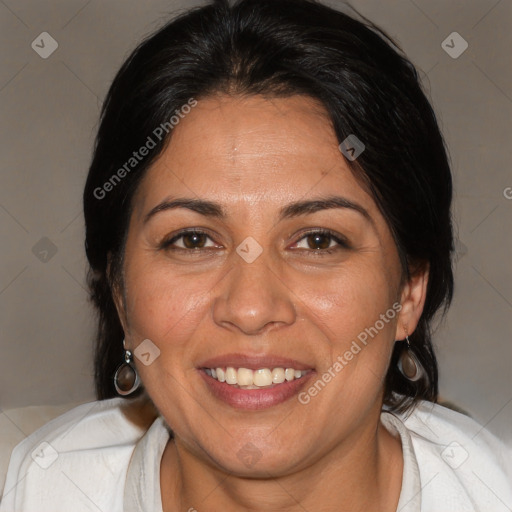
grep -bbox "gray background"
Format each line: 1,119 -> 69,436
0,0 -> 511,442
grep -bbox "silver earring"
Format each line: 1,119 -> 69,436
113,347 -> 141,396
397,335 -> 425,382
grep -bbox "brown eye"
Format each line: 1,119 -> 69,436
161,230 -> 218,250
181,232 -> 208,249
305,233 -> 332,250
292,229 -> 350,253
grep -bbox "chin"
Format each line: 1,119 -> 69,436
217,452 -> 302,478
202,434 -> 305,477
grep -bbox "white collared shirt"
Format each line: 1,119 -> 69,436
1,397 -> 511,511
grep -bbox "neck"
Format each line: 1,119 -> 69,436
160,410 -> 403,512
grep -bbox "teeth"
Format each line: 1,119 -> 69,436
237,368 -> 253,386
209,366 -> 308,388
285,368 -> 295,381
272,368 -> 285,384
253,368 -> 272,387
225,367 -> 237,384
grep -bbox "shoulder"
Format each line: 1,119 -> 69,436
403,400 -> 512,472
0,396 -> 160,512
385,400 -> 512,511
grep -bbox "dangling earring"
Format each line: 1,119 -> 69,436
397,335 -> 425,382
113,341 -> 141,396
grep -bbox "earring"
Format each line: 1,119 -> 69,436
397,335 -> 425,382
113,344 -> 141,396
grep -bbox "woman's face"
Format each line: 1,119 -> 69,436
115,94 -> 426,475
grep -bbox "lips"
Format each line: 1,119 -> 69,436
197,353 -> 315,410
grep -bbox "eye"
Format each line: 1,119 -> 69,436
160,230 -> 220,251
291,229 -> 350,253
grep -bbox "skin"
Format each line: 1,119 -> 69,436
112,94 -> 429,512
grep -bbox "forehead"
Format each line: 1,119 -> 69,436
133,94 -> 375,218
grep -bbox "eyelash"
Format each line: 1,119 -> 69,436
294,229 -> 351,254
159,228 -> 350,255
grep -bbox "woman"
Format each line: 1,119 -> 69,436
1,0 -> 511,510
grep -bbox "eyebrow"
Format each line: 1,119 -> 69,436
143,195 -> 372,225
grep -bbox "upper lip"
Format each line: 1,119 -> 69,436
198,353 -> 314,371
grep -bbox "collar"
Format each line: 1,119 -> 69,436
124,415 -> 169,512
381,411 -> 423,511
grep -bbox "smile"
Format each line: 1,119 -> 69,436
203,367 -> 310,389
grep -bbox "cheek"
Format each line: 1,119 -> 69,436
122,256 -> 217,356
121,257 -> 219,424
296,258 -> 400,401
299,261 -> 398,338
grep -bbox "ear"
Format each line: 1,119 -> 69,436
107,251 -> 129,336
395,262 -> 429,340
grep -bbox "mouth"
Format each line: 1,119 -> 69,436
197,354 -> 315,410
203,366 -> 310,389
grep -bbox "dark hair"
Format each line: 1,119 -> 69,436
83,0 -> 454,412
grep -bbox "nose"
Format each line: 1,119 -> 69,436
212,251 -> 297,336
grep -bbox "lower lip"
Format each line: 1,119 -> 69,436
199,370 -> 314,410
